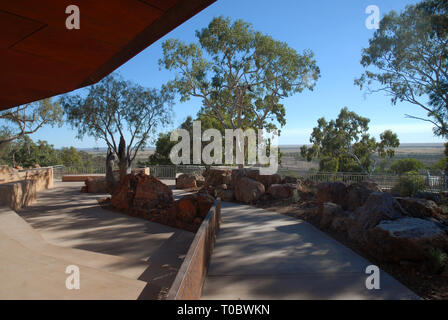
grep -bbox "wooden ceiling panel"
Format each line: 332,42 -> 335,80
139,0 -> 179,11
0,10 -> 45,49
0,0 -> 216,109
11,25 -> 118,68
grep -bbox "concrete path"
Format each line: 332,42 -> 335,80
3,182 -> 195,300
202,202 -> 419,300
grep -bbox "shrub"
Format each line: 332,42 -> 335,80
390,158 -> 424,175
392,171 -> 426,197
292,189 -> 300,203
426,247 -> 447,274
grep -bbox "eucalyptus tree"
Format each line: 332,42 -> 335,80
61,74 -> 173,186
0,98 -> 63,148
356,0 -> 448,138
300,108 -> 400,175
160,16 -> 320,165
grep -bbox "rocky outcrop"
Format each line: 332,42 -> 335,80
350,192 -> 405,236
214,184 -> 235,202
414,192 -> 441,204
282,176 -> 298,184
234,177 -> 265,203
176,173 -> 205,190
365,217 -> 448,262
110,173 -> 174,211
268,184 -> 296,200
318,202 -> 345,229
344,180 -> 381,211
317,182 -> 347,207
396,197 -> 441,219
81,177 -> 108,194
109,173 -> 215,232
203,168 -> 232,187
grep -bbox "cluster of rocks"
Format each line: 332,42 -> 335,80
108,173 -> 214,232
316,181 -> 448,264
81,177 -> 108,194
176,168 -> 314,204
175,173 -> 205,190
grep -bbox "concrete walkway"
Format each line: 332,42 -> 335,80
202,202 -> 419,300
2,182 -> 195,300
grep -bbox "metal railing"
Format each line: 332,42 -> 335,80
54,165 -> 448,193
278,169 -> 447,193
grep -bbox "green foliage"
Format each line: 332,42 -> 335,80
301,107 -> 400,174
4,136 -> 59,168
60,74 -> 173,176
356,1 -> 448,138
0,98 -> 63,147
144,133 -> 177,166
319,157 -> 339,173
58,147 -> 82,168
392,171 -> 426,197
292,189 -> 300,204
390,158 -> 425,175
426,247 -> 447,274
160,16 -> 320,134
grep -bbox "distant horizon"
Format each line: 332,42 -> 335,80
29,0 -> 446,149
64,142 -> 445,153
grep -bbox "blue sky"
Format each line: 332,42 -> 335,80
33,0 -> 445,148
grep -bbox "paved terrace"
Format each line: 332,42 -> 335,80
1,181 -> 194,300
202,202 -> 419,300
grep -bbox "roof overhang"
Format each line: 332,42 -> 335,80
0,0 -> 216,110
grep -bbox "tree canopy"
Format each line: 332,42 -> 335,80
160,16 -> 320,134
60,74 -> 173,181
356,0 -> 448,138
390,158 -> 425,175
300,107 -> 400,174
0,98 -> 63,147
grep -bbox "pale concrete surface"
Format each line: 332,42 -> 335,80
0,233 -> 147,300
2,182 -> 195,299
202,202 -> 419,300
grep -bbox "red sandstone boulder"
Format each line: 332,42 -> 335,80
110,173 -> 174,211
347,192 -> 406,243
176,173 -> 205,190
365,217 -> 448,262
344,180 -> 381,211
282,176 -> 298,184
133,174 -> 174,210
177,195 -> 198,223
318,202 -> 345,229
110,174 -> 134,210
268,184 -> 296,200
396,197 -> 441,219
203,169 -> 232,186
257,174 -> 282,189
234,177 -> 265,203
217,189 -> 235,202
317,182 -> 347,207
84,177 -> 108,194
197,192 -> 215,218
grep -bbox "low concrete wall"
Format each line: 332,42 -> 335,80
62,174 -> 105,182
0,167 -> 53,210
166,198 -> 221,300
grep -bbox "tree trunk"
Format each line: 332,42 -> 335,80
105,148 -> 117,194
118,136 -> 128,182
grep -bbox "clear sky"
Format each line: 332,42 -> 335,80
32,0 -> 445,148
